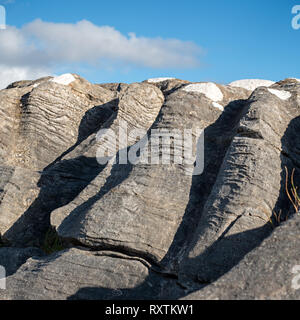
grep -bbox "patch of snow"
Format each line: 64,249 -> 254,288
32,83 -> 39,88
229,79 -> 275,91
147,77 -> 175,83
268,89 -> 291,100
50,73 -> 76,85
182,82 -> 224,102
212,102 -> 224,111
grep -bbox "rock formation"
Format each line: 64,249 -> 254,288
0,74 -> 299,300
182,213 -> 300,300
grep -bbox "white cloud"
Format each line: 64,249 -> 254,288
0,19 -> 202,88
0,65 -> 50,89
22,20 -> 201,68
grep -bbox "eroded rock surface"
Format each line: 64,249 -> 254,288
0,75 -> 299,300
0,248 -> 167,300
179,83 -> 300,285
182,213 -> 300,300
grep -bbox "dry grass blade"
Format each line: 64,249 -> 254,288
262,208 -> 275,228
285,166 -> 299,212
291,168 -> 300,210
265,168 -> 299,229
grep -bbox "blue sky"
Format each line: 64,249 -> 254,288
0,0 -> 299,87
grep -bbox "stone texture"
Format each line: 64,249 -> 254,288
0,247 -> 44,277
0,75 -> 117,245
179,83 -> 300,285
0,166 -> 40,239
0,75 -> 299,300
144,78 -> 190,96
12,74 -> 115,171
95,82 -> 164,158
53,84 -> 248,268
50,82 -> 165,233
97,82 -> 129,96
182,213 -> 300,300
0,248 -> 168,300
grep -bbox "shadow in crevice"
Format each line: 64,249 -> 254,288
159,99 -> 250,272
43,99 -> 117,171
4,99 -> 118,247
267,116 -> 300,236
56,101 -> 166,246
56,153 -> 134,240
65,225 -> 268,300
67,271 -> 182,301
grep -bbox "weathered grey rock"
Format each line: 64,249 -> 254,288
179,82 -> 300,285
97,82 -> 129,96
0,75 -> 299,300
182,213 -> 300,300
95,82 -> 164,159
52,84 -> 249,269
6,77 -> 53,89
0,73 -> 117,171
0,86 -> 31,164
50,83 -> 165,230
0,247 -> 44,277
0,166 -> 40,239
12,74 -> 115,171
0,75 -> 117,245
144,78 -> 190,96
0,248 -> 168,300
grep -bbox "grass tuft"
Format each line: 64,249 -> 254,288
42,227 -> 65,255
285,167 -> 300,212
265,167 -> 300,229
